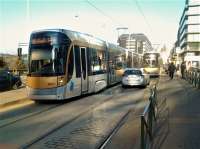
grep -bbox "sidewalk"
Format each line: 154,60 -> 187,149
0,87 -> 28,107
105,75 -> 200,149
152,75 -> 200,149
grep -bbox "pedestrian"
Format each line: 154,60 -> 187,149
168,62 -> 176,79
180,61 -> 186,79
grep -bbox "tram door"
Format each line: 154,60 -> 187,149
80,47 -> 88,93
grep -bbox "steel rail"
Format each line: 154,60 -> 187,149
98,110 -> 131,149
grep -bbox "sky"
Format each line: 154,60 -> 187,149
0,0 -> 185,54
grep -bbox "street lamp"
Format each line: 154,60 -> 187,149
116,27 -> 128,39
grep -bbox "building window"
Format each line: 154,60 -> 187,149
188,6 -> 200,14
188,15 -> 200,24
189,0 -> 200,5
137,41 -> 143,54
188,25 -> 200,32
188,34 -> 200,42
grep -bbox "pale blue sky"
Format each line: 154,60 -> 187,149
0,0 -> 185,54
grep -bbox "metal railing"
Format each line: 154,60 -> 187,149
141,85 -> 157,149
185,68 -> 200,89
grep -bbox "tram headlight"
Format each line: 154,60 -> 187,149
57,76 -> 65,86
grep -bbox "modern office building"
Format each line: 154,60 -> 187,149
118,33 -> 153,55
176,0 -> 200,68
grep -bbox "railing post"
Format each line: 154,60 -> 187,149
140,85 -> 157,149
141,116 -> 146,149
192,72 -> 194,86
141,116 -> 145,149
195,71 -> 197,87
149,100 -> 153,140
198,73 -> 200,89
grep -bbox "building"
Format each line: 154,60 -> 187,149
176,0 -> 200,69
118,33 -> 153,55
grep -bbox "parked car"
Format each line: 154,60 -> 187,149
122,68 -> 150,88
0,70 -> 22,91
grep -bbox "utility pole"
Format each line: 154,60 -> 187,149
17,43 -> 28,75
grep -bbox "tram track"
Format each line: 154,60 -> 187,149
0,103 -> 61,129
21,92 -> 119,148
0,85 -> 124,147
21,86 -> 147,149
21,85 -> 147,149
0,84 -> 121,130
98,110 -> 131,149
0,82 -> 151,148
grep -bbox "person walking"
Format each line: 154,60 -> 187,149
168,62 -> 176,79
180,61 -> 186,79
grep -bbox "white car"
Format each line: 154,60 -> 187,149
122,68 -> 150,87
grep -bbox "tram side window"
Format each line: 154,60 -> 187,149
87,47 -> 92,76
90,48 -> 106,74
67,47 -> 74,80
115,54 -> 126,70
74,45 -> 81,78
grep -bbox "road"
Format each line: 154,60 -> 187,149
0,79 -> 158,149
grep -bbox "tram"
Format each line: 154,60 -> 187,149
26,29 -> 132,100
142,52 -> 161,77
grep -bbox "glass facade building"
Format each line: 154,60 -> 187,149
177,0 -> 200,61
118,33 -> 153,55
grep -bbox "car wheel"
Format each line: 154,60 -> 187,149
12,83 -> 18,90
122,84 -> 126,88
12,81 -> 20,90
141,83 -> 146,88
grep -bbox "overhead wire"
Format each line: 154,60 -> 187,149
85,0 -> 125,28
134,0 -> 152,34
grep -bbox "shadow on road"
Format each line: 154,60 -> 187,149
151,98 -> 170,149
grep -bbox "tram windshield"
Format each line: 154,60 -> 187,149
143,53 -> 159,67
28,32 -> 70,76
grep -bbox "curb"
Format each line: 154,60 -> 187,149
0,98 -> 30,110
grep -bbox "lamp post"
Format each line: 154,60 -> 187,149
17,43 -> 28,75
116,27 -> 128,44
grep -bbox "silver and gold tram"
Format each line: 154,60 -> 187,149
26,29 -> 136,100
142,52 -> 162,77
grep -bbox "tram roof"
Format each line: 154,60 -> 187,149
31,29 -> 127,52
31,28 -> 106,46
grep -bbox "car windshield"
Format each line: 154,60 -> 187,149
124,69 -> 142,75
0,70 -> 9,77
